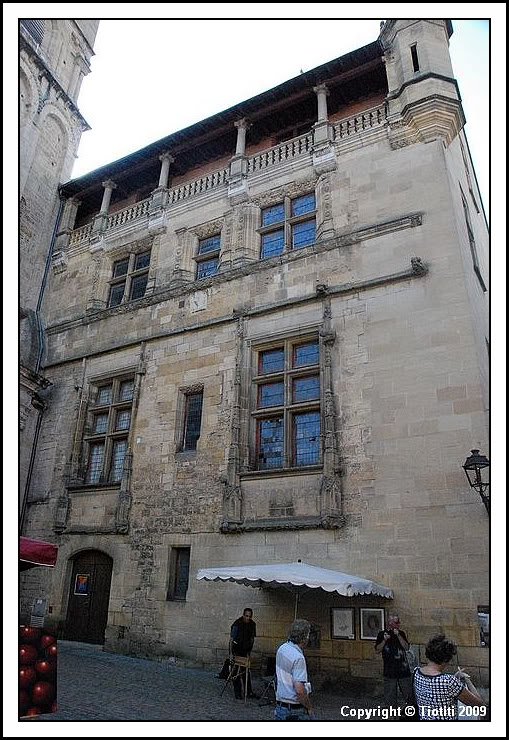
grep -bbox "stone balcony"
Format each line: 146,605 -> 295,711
65,103 -> 387,252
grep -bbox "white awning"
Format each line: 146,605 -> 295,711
196,561 -> 393,599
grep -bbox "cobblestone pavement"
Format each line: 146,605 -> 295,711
30,640 -> 388,723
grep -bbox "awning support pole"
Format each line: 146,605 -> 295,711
294,592 -> 299,620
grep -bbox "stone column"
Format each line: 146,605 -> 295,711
234,118 -> 249,155
92,180 -> 117,237
150,152 -> 174,216
54,196 -> 81,250
314,83 -> 329,122
312,84 -> 337,174
100,180 -> 117,214
228,119 -> 250,204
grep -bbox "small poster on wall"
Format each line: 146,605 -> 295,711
74,574 -> 89,595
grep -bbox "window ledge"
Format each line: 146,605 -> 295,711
240,465 -> 322,480
67,481 -> 122,493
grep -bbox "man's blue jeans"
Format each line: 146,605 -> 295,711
274,703 -> 311,720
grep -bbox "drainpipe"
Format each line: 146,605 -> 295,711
20,196 -> 64,533
36,196 -> 65,374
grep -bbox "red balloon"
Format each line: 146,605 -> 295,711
45,643 -> 58,659
19,689 -> 30,714
19,644 -> 38,664
19,626 -> 41,644
41,634 -> 56,649
25,706 -> 41,716
19,666 -> 37,688
35,659 -> 56,677
32,680 -> 56,706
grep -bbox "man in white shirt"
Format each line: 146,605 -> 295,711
274,619 -> 315,720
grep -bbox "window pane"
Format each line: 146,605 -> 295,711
112,259 -> 129,278
293,376 -> 320,403
115,409 -> 131,431
196,257 -> 219,279
261,230 -> 284,258
294,412 -> 320,466
258,417 -> 284,469
292,218 -> 315,249
86,443 -> 105,484
134,251 -> 151,270
258,382 -> 284,408
262,203 -> 284,226
259,348 -> 284,374
174,548 -> 190,600
129,274 -> 148,301
198,235 -> 221,255
97,385 -> 113,405
119,380 -> 134,401
292,193 -> 316,217
111,439 -> 127,482
108,282 -> 125,307
294,341 -> 319,367
93,414 -> 108,434
183,392 -> 203,451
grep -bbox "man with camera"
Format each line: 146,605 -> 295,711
375,613 -> 411,710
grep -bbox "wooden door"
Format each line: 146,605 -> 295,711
64,550 -> 113,644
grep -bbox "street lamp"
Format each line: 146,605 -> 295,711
463,449 -> 490,513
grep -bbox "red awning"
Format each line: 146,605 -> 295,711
20,537 -> 58,570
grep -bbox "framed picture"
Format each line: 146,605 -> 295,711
477,605 -> 489,647
360,608 -> 385,640
331,607 -> 355,640
74,574 -> 89,595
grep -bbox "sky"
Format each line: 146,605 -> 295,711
71,17 -> 490,215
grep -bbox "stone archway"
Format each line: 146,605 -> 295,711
64,550 -> 113,644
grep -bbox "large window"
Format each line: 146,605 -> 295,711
167,547 -> 191,600
84,376 -> 134,484
259,193 -> 316,259
252,337 -> 321,469
108,251 -> 151,307
195,235 -> 220,279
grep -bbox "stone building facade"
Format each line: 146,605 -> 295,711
20,20 -> 489,689
19,19 -> 99,522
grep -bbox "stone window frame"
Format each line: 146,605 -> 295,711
258,192 -> 317,259
247,327 -> 323,472
185,218 -> 225,282
175,383 -> 205,454
83,372 -> 136,485
166,546 -> 191,601
459,184 -> 487,292
194,234 -> 221,280
107,249 -> 151,307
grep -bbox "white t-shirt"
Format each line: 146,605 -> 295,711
275,641 -> 308,704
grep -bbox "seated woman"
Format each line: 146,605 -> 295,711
413,634 -> 486,721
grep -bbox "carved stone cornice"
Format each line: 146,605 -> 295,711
220,514 -> 346,533
190,218 -> 224,240
387,94 -> 465,149
250,178 -> 318,208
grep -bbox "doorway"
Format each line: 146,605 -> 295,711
64,550 -> 113,644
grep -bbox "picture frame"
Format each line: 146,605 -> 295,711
74,574 -> 89,595
360,608 -> 385,640
331,607 -> 355,640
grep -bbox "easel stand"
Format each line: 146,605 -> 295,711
220,655 -> 251,702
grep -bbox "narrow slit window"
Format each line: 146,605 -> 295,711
183,392 -> 203,451
411,44 -> 419,72
167,547 -> 191,600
